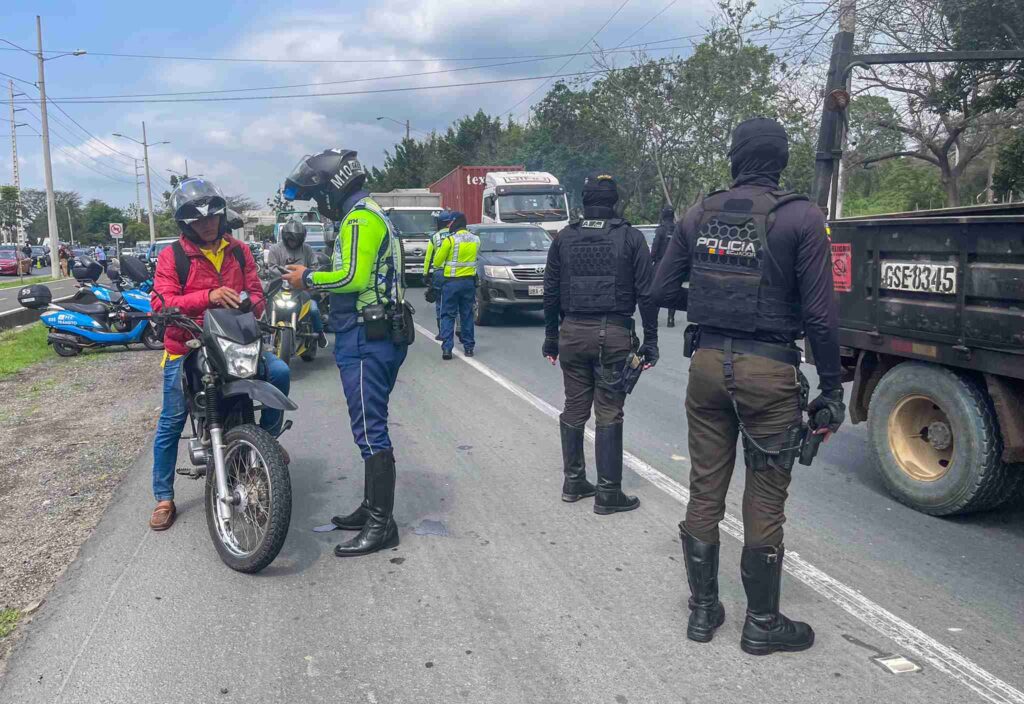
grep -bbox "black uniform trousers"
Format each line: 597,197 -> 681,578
683,348 -> 801,548
558,316 -> 631,428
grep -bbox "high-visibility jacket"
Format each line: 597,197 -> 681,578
423,228 -> 448,278
432,228 -> 480,278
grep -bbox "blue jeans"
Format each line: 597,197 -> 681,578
440,277 -> 476,353
309,299 -> 324,334
151,352 -> 290,501
331,310 -> 408,459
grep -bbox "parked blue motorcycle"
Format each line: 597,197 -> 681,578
19,255 -> 163,357
71,256 -> 154,332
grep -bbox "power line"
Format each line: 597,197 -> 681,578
501,0 -> 633,118
0,70 -> 35,87
21,105 -> 137,180
10,67 -> 617,105
612,0 -> 681,50
19,123 -> 134,185
0,33 -> 698,65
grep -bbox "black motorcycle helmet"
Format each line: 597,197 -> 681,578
225,209 -> 245,231
170,178 -> 228,244
282,149 -> 366,221
281,219 -> 307,249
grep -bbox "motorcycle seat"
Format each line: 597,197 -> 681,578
62,301 -> 110,316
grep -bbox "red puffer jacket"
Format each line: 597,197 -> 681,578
151,235 -> 265,357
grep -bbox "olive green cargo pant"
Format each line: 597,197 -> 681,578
683,348 -> 802,547
558,317 -> 631,428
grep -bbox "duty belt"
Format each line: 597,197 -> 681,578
697,331 -> 800,367
564,312 -> 633,329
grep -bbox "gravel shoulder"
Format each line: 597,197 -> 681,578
0,344 -> 163,671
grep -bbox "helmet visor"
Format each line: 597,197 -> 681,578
170,178 -> 227,223
285,156 -> 323,188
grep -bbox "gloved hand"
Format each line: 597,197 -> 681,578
639,340 -> 659,368
807,388 -> 846,434
542,336 -> 559,362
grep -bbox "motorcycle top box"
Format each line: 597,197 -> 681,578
18,284 -> 52,310
73,259 -> 103,282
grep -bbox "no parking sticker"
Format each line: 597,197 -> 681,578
831,243 -> 852,293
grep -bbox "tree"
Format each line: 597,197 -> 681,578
79,199 -> 126,245
993,129 -> 1024,199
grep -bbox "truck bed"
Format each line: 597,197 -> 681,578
830,205 -> 1024,380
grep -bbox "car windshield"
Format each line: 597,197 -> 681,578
32,246 -> 44,253
497,193 -> 568,222
0,248 -> 16,257
388,210 -> 437,237
637,226 -> 656,247
475,227 -> 551,252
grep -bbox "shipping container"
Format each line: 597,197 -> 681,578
428,165 -> 524,225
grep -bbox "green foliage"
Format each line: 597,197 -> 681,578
844,159 -> 946,216
254,224 -> 275,241
993,130 -> 1024,199
0,608 -> 19,639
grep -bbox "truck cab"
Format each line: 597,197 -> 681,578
370,189 -> 444,284
480,172 -> 569,238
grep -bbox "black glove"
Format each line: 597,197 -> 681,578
542,336 -> 559,360
639,340 -> 659,367
807,388 -> 846,434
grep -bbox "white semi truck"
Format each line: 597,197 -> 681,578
480,171 -> 569,238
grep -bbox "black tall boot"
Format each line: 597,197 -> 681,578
334,449 -> 399,557
680,524 -> 726,642
593,423 -> 639,515
740,545 -> 814,655
331,459 -> 370,530
560,422 -> 596,502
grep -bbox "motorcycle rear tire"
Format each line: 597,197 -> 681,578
53,341 -> 80,357
142,323 -> 164,350
299,326 -> 317,362
275,327 -> 295,367
205,423 -> 292,573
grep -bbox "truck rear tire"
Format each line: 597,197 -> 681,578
868,362 -> 1019,515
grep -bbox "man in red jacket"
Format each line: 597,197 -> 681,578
148,179 -> 290,531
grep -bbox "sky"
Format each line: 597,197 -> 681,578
1,0 -> 723,210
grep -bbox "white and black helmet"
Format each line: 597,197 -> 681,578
283,148 -> 366,221
170,178 -> 228,243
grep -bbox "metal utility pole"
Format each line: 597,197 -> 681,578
66,205 -> 74,247
376,115 -> 410,140
36,15 -> 60,277
8,79 -> 27,246
134,159 -> 143,222
115,123 -> 169,247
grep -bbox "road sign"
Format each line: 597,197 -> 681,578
109,223 -> 124,238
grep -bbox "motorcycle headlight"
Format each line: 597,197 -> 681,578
215,338 -> 260,378
275,297 -> 297,309
483,265 -> 511,280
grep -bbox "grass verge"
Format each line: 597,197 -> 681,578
0,323 -> 52,378
0,609 -> 19,639
0,275 -> 67,290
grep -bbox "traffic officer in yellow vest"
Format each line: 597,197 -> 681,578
424,209 -> 457,340
431,212 -> 480,360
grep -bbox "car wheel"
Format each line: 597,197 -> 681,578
474,291 -> 490,326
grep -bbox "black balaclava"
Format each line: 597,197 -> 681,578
728,117 -> 790,185
582,174 -> 619,219
660,205 -> 675,223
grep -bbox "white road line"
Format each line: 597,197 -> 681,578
414,323 -> 1024,704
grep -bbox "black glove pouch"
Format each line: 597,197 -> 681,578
362,303 -> 390,341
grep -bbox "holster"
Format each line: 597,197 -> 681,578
742,422 -> 806,473
683,324 -> 700,358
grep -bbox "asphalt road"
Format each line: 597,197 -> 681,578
0,271 -> 77,315
2,289 -> 1021,704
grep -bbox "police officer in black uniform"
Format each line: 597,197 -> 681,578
652,118 -> 845,655
543,174 -> 659,514
650,205 -> 677,327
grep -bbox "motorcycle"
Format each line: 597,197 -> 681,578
72,256 -> 154,333
145,259 -> 297,573
18,256 -> 163,357
264,255 -> 331,366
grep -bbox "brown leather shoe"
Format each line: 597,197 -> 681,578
149,501 -> 176,531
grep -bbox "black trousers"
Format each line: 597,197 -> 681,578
558,317 -> 631,428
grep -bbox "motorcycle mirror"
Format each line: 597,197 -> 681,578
186,338 -> 202,349
315,253 -> 331,270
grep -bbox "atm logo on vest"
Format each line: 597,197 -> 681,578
696,236 -> 757,257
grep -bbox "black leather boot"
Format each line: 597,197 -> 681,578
680,524 -> 725,642
740,545 -> 814,655
560,422 -> 595,502
593,423 -> 639,515
335,449 -> 399,557
331,459 -> 371,531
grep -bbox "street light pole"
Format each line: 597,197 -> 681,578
142,122 -> 157,247
36,15 -> 60,279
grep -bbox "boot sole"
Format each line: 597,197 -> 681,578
740,630 -> 815,656
333,530 -> 400,557
593,499 -> 640,515
561,490 -> 597,503
687,607 -> 726,643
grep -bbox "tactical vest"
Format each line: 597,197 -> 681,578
559,217 -> 634,314
687,189 -> 806,335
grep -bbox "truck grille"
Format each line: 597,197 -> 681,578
402,239 -> 429,259
511,266 -> 545,281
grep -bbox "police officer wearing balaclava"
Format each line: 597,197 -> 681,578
650,205 -> 677,327
652,118 -> 844,655
543,174 -> 658,515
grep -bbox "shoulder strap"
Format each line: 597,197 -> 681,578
231,245 -> 246,272
171,241 -> 190,293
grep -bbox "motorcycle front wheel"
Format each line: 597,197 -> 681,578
205,424 -> 292,573
274,327 -> 295,367
142,323 -> 164,350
